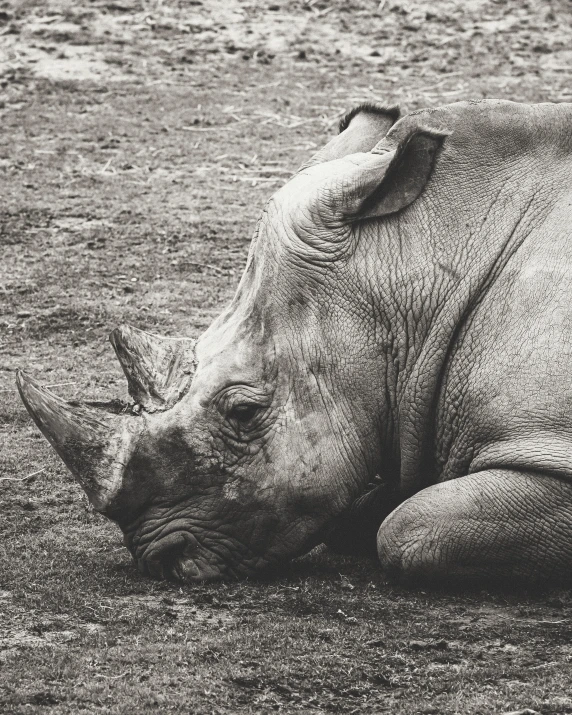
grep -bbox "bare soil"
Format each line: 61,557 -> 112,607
1,1 -> 572,713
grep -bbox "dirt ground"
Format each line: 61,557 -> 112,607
1,0 -> 572,713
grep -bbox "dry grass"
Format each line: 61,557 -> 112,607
2,0 -> 572,712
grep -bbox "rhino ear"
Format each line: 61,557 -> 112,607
301,103 -> 400,169
333,126 -> 449,222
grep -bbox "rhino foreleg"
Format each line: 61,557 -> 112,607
377,470 -> 572,584
324,478 -> 400,557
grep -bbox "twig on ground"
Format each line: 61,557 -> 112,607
286,118 -> 319,128
257,80 -> 282,89
234,176 -> 282,184
419,72 -> 464,92
178,261 -> 224,274
0,468 -> 46,482
182,122 -> 243,132
528,661 -> 559,670
94,670 -> 130,680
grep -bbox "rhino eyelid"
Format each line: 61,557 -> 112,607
227,403 -> 261,423
225,397 -> 270,418
213,387 -> 271,416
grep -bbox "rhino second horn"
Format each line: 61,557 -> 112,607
109,325 -> 196,411
16,371 -> 139,513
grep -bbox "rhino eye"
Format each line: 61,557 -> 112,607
228,403 -> 260,424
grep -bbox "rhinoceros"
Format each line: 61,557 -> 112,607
17,99 -> 572,585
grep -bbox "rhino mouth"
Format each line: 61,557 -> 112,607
127,522 -> 268,583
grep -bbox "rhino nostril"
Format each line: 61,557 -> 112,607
138,531 -> 197,580
136,557 -> 164,580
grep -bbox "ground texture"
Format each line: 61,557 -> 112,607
1,0 -> 572,713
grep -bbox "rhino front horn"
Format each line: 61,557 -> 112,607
109,325 -> 196,412
16,371 -> 140,513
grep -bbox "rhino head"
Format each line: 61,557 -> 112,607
18,104 -> 446,581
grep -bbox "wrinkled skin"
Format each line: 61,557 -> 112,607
114,150 -> 398,579
19,100 -> 572,585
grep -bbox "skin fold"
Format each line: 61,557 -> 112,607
18,99 -> 572,585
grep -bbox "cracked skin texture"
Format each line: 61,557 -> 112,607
286,98 -> 572,585
19,99 -> 572,585
372,100 -> 572,583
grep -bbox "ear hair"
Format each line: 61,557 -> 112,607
298,103 -> 400,173
342,125 -> 451,222
359,126 -> 451,218
339,103 -> 400,134
372,124 -> 451,155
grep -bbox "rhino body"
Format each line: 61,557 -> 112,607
18,99 -> 572,585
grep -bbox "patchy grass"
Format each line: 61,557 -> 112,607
2,0 -> 572,712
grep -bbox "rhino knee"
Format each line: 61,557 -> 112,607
376,498 -> 444,582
